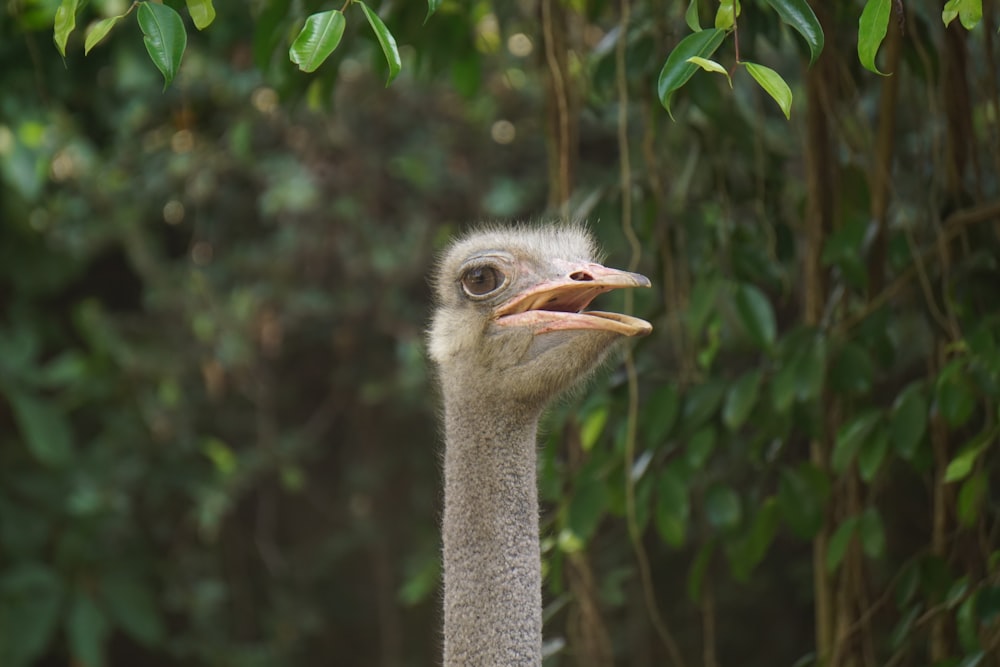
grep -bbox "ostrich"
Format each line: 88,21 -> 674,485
428,224 -> 652,666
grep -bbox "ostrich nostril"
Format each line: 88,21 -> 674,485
569,271 -> 594,282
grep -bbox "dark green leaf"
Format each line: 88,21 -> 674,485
705,484 -> 742,531
680,379 -> 726,433
358,1 -> 402,86
828,342 -> 874,395
643,383 -> 679,447
567,476 -> 608,543
289,10 -> 346,73
977,585 -> 1000,624
734,497 -> 779,579
890,382 -> 928,460
686,427 -> 716,469
832,411 -> 880,473
936,364 -> 976,428
743,62 -> 793,119
687,277 -> 721,339
734,283 -> 777,348
858,507 -> 885,559
9,392 -> 74,467
795,333 -> 827,402
137,1 -> 188,89
858,0 -> 892,75
0,563 -> 62,666
185,0 -> 216,31
826,516 -> 858,574
655,467 -> 689,547
657,28 -> 726,119
687,541 -> 714,603
68,592 -> 110,667
722,369 -> 761,430
53,0 -> 78,57
956,592 -> 979,653
858,427 -> 889,482
889,604 -> 921,650
102,575 -> 165,646
764,0 -> 824,64
778,464 -> 829,539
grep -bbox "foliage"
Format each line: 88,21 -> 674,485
3,1 -> 1000,666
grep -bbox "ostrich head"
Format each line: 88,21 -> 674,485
428,224 -> 652,407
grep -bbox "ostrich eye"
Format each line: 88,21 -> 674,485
461,266 -> 504,297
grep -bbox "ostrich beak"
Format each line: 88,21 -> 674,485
493,262 -> 653,337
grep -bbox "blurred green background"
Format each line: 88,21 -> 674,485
1,1 -> 999,666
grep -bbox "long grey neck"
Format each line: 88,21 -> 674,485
441,393 -> 543,667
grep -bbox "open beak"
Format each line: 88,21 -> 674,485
493,262 -> 653,337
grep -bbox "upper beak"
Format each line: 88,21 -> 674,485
493,262 -> 653,337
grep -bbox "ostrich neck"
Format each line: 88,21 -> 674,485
442,392 -> 543,667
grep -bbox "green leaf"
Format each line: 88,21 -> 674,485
705,484 -> 742,531
102,575 -> 165,646
9,392 -> 74,467
743,62 -> 793,119
715,0 -> 741,30
722,369 -> 761,430
858,0 -> 892,75
68,592 -> 110,667
944,432 -> 990,483
0,563 -> 62,666
53,0 -> 78,57
580,405 -> 609,452
657,28 -> 726,119
858,427 -> 889,482
137,1 -> 188,89
358,1 -> 402,86
84,15 -> 125,54
763,0 -> 824,64
425,0 -> 441,23
685,0 -> 701,32
943,0 -> 983,30
826,516 -> 858,574
289,10 -> 346,73
185,0 -> 216,31
890,382 -> 928,461
655,467 -> 689,547
858,507 -> 886,559
687,541 -> 714,602
957,472 -> 987,528
687,56 -> 732,87
832,410 -> 881,473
